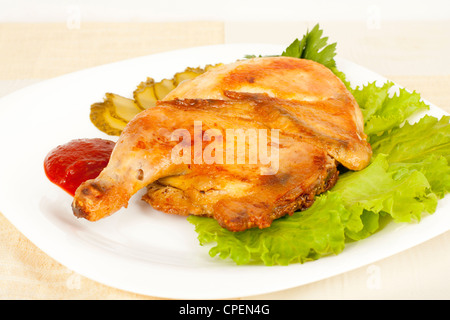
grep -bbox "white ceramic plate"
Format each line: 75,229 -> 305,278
0,44 -> 449,299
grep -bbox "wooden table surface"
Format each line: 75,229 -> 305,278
0,20 -> 449,300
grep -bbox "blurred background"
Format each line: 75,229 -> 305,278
0,0 -> 449,104
0,0 -> 449,76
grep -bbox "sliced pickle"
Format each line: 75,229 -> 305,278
90,63 -> 224,136
90,102 -> 127,136
105,93 -> 141,122
133,78 -> 158,110
173,67 -> 204,86
154,78 -> 176,100
205,63 -> 223,71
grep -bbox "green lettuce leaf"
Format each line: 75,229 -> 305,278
333,154 -> 438,240
188,192 -> 347,266
188,26 -> 450,266
351,81 -> 430,137
279,23 -> 353,91
370,115 -> 450,198
370,115 -> 450,163
351,81 -> 394,122
188,153 -> 440,264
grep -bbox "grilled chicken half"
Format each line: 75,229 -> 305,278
72,56 -> 372,231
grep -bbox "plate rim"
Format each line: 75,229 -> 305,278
0,43 -> 449,299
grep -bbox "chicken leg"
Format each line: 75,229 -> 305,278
72,57 -> 371,231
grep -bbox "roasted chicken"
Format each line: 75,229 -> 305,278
72,56 -> 372,231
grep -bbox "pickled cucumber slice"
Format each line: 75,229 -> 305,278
90,93 -> 141,136
132,64 -> 222,109
105,93 -> 141,122
173,67 -> 204,86
90,63 -> 223,136
154,79 -> 176,100
205,63 -> 223,71
133,78 -> 158,110
90,102 -> 127,136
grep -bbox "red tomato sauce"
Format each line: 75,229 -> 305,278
44,138 -> 115,196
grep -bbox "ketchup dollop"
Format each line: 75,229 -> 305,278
44,138 -> 115,196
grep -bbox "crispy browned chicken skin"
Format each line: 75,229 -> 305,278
72,57 -> 371,231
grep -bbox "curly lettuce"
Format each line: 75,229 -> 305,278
191,192 -> 347,266
187,24 -> 450,265
352,81 -> 430,137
